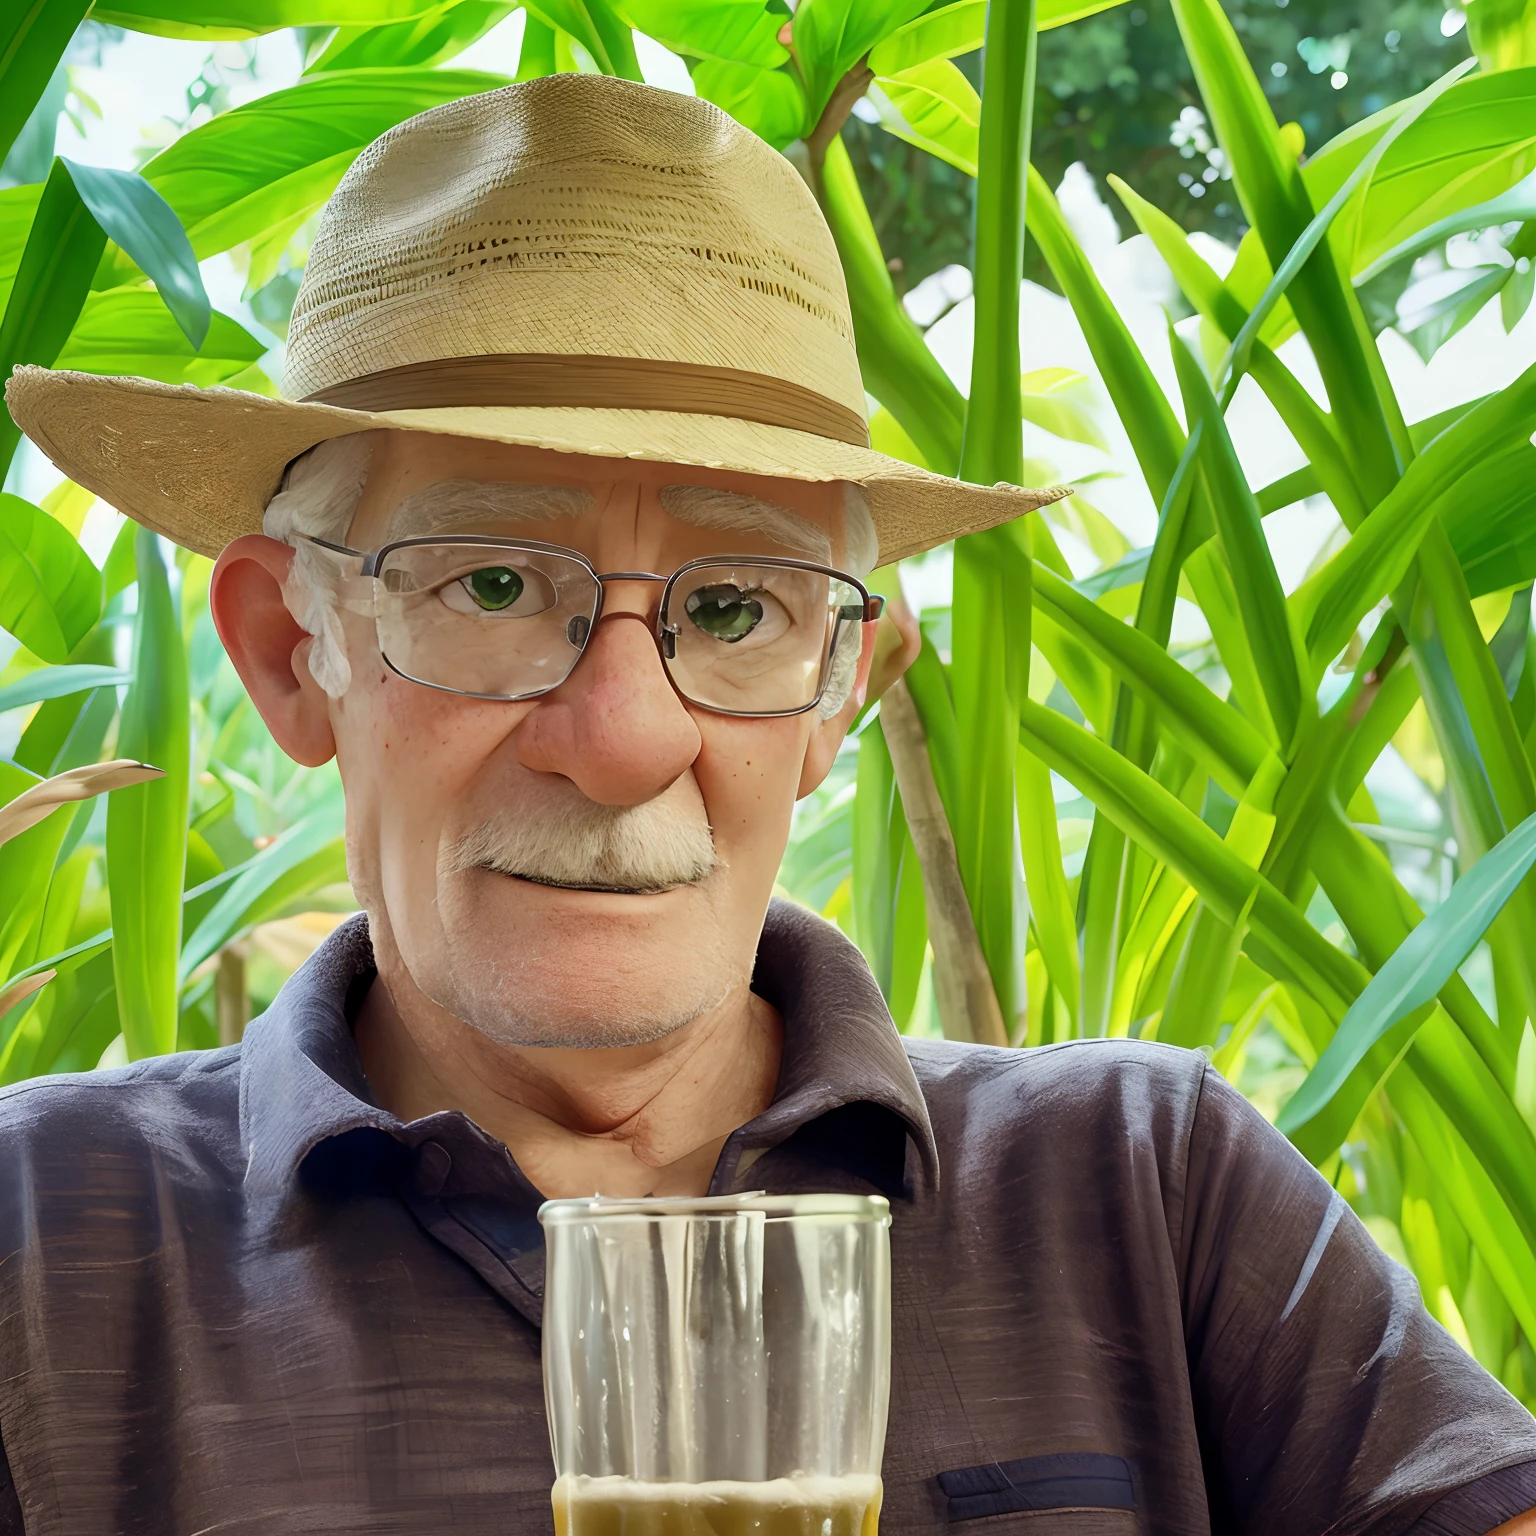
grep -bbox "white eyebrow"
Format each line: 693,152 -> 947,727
659,484 -> 833,567
385,480 -> 595,540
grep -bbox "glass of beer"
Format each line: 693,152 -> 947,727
540,1192 -> 891,1535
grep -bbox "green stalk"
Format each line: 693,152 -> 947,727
107,530 -> 190,1059
945,0 -> 1040,1029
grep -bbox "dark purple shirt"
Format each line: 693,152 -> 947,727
0,902 -> 1531,1534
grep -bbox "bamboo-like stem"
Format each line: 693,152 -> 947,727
216,943 -> 249,1048
880,680 -> 1008,1048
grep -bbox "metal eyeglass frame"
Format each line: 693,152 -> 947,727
304,534 -> 886,719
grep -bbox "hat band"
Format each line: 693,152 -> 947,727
301,353 -> 871,449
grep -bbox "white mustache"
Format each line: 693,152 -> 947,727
444,776 -> 720,895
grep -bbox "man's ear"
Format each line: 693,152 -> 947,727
796,617 -> 882,798
210,535 -> 337,768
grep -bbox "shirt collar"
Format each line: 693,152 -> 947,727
239,899 -> 939,1200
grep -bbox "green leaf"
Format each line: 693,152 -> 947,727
53,287 -> 265,386
1019,368 -> 1109,452
178,808 -> 347,982
137,68 -> 509,260
869,58 -> 980,176
1296,358 -> 1536,676
792,0 -> 930,124
868,0 -> 1128,75
1026,167 -> 1185,505
1220,59 -> 1477,399
1354,178 -> 1536,287
0,160 -> 107,472
0,496 -> 105,665
820,135 -> 965,474
1344,67 -> 1536,277
0,664 -> 130,715
1169,328 -> 1302,748
92,0 -> 448,41
1016,743 -> 1079,1031
0,0 -> 92,167
107,528 -> 190,1060
616,0 -> 788,67
526,0 -> 640,77
1443,441 -> 1536,600
1396,264 -> 1512,365
60,159 -> 210,350
1019,698 -> 1365,1019
1031,558 -> 1272,796
305,0 -> 519,70
692,59 -> 807,147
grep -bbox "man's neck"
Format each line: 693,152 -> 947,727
352,970 -> 784,1199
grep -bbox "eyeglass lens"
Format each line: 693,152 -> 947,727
370,543 -> 860,715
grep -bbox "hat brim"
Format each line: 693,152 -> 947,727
5,367 -> 1067,565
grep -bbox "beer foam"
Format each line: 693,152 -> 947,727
555,1475 -> 881,1508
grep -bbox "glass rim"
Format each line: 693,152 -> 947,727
537,1192 -> 891,1227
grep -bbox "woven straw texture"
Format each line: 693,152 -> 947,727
5,74 -> 1062,563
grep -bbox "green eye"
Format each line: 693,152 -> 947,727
464,566 -> 523,611
685,583 -> 763,642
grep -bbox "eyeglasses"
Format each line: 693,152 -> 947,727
305,535 -> 885,718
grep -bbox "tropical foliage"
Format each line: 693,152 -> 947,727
3,0 -> 1536,1408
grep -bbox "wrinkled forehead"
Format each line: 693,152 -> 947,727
345,432 -> 849,565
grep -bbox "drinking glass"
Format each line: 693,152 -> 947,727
540,1192 -> 892,1535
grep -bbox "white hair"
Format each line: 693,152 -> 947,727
267,434 -> 878,714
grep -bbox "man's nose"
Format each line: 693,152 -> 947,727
511,600 -> 702,805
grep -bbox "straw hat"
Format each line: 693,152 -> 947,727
5,73 -> 1062,565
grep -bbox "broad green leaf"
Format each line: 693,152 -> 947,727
0,496 -> 105,665
0,758 -> 72,996
107,528 -> 190,1060
0,0 -> 91,167
0,161 -> 107,472
93,0 -> 447,40
1355,177 -> 1536,285
869,0 -> 1129,75
61,159 -> 210,350
306,0 -> 518,70
137,68 -> 509,259
0,185 -> 44,313
870,59 -> 980,176
53,287 -> 265,387
792,0 -> 930,125
1019,368 -> 1109,452
616,0 -> 788,67
1345,67 -> 1536,275
1283,810 -> 1536,1136
692,59 -> 808,147
526,0 -> 640,77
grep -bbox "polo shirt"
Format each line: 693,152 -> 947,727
0,901 -> 1532,1534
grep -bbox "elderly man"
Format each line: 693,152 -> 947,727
1,72 -> 1533,1536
